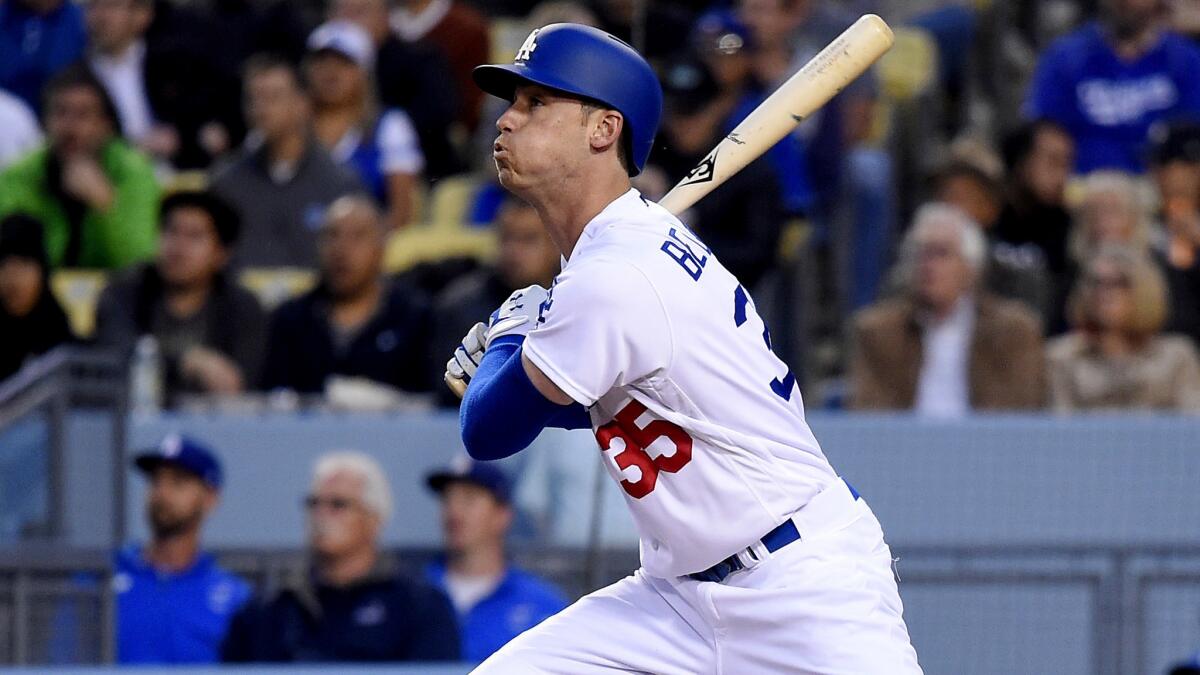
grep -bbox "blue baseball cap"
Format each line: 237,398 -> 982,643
134,434 -> 223,490
426,456 -> 511,504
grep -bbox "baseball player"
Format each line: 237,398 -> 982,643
447,23 -> 922,674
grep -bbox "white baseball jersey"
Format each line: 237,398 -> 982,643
523,188 -> 840,578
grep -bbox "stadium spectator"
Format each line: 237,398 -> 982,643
1069,170 -> 1153,265
115,434 -> 251,663
694,9 -> 816,218
593,0 -> 693,61
306,20 -> 423,229
0,0 -> 87,113
930,160 -> 1052,320
84,0 -> 243,169
849,203 -> 1046,415
210,55 -> 362,269
1047,245 -> 1200,411
222,451 -> 460,662
996,119 -> 1077,331
331,0 -> 463,180
0,88 -> 42,169
93,190 -> 266,405
430,197 -> 557,403
650,58 -> 784,291
1147,119 -> 1200,347
997,120 -> 1076,277
0,213 -> 72,382
424,458 -> 567,664
261,195 -> 432,397
1025,0 -> 1200,174
390,0 -> 489,135
1064,169 -> 1200,329
0,65 -> 160,269
740,0 -> 892,310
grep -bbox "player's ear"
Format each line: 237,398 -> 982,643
589,109 -> 624,155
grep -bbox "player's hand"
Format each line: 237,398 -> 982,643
446,322 -> 487,386
486,284 -> 548,348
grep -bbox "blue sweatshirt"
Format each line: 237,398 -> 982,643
113,543 -> 251,663
426,560 -> 567,663
1026,22 -> 1200,173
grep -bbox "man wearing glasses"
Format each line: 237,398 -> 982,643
221,450 -> 459,662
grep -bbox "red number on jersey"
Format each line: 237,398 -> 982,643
594,400 -> 693,499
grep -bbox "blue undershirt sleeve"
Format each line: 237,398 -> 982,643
459,335 -> 588,460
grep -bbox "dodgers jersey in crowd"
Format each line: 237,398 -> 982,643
523,189 -> 839,578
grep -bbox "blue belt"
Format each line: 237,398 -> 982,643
687,481 -> 861,584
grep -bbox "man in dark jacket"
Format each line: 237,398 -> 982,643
222,450 -> 459,662
261,195 -> 431,396
93,189 -> 265,404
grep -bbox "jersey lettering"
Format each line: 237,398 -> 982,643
595,400 -> 693,499
660,227 -> 710,281
734,284 -> 797,401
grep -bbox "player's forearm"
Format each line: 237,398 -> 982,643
459,337 -> 563,460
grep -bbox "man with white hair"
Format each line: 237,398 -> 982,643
221,450 -> 460,662
848,202 -> 1047,415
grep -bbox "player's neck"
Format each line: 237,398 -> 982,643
528,172 -> 631,260
447,544 -> 506,578
145,531 -> 201,573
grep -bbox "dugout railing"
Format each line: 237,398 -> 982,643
2,545 -> 1199,675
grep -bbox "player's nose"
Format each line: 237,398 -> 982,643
496,105 -> 517,134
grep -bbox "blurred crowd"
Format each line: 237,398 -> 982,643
51,434 -> 566,665
1,0 -> 1200,415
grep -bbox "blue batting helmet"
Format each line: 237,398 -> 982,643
473,23 -> 663,176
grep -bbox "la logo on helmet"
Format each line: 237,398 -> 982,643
515,28 -> 541,63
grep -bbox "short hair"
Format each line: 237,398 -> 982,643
243,53 -> 306,91
312,450 -> 393,523
895,202 -> 987,290
323,193 -> 385,232
41,64 -> 122,134
1069,170 -> 1151,264
929,160 -> 1003,208
1067,244 -> 1167,339
159,190 -> 241,247
1001,119 -> 1072,174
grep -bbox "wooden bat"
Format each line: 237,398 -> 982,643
445,14 -> 894,399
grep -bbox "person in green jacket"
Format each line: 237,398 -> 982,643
0,65 -> 159,269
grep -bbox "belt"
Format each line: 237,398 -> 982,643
687,479 -> 862,584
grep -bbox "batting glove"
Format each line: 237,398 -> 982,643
445,322 -> 487,385
486,285 -> 549,349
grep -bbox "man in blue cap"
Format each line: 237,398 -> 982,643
425,457 -> 566,664
114,433 -> 250,663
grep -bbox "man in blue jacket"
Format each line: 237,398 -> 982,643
425,457 -> 567,664
116,434 -> 250,663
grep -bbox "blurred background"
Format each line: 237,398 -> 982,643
2,0 -> 1200,672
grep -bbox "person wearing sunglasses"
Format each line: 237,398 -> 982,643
1047,244 -> 1200,411
221,450 -> 459,662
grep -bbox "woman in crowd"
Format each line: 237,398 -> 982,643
305,20 -> 424,230
1046,245 -> 1200,412
0,213 -> 73,382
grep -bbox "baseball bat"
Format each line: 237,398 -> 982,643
445,14 -> 894,399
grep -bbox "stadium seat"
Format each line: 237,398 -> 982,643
50,270 -> 109,338
238,268 -> 319,310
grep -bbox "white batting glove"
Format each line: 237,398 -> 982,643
445,322 -> 487,385
486,285 -> 549,348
